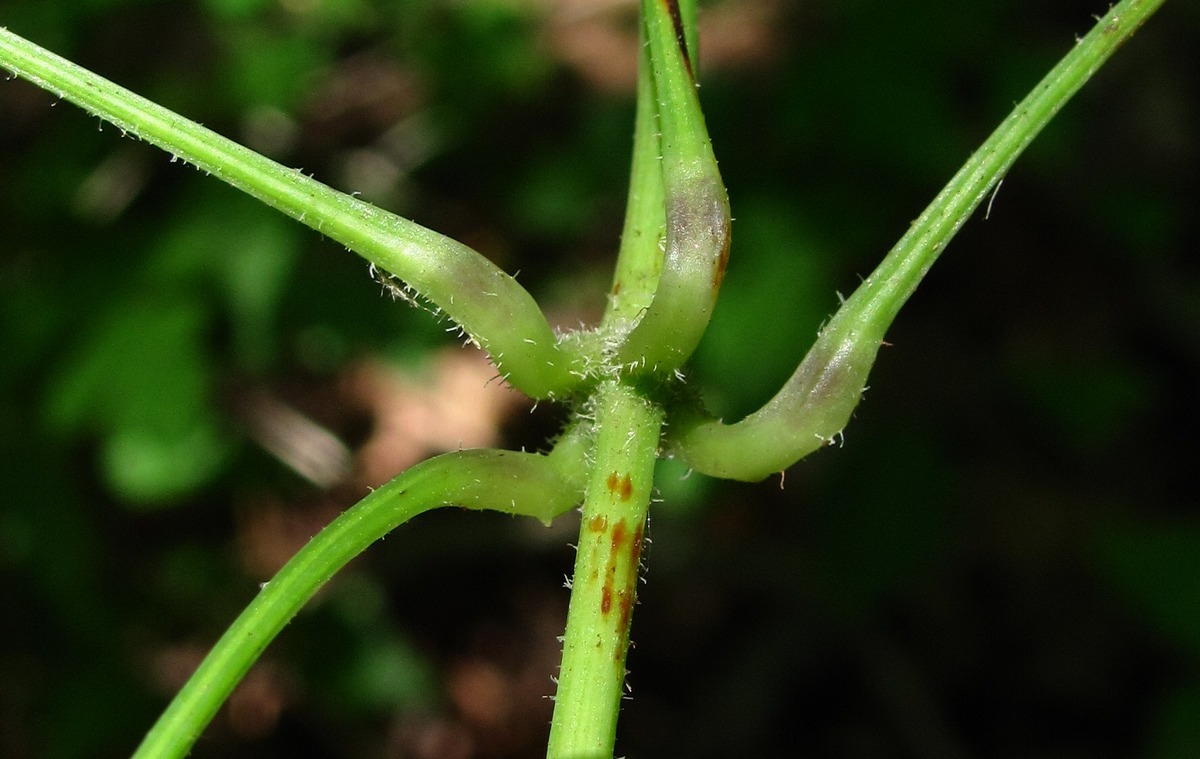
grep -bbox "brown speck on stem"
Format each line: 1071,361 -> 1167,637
611,519 -> 628,553
606,471 -> 634,501
616,591 -> 633,645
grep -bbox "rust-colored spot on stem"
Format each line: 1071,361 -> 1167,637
601,586 -> 613,615
588,514 -> 608,533
616,590 -> 633,646
606,471 -> 634,501
611,519 -> 628,554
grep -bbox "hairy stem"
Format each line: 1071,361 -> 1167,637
547,383 -> 662,758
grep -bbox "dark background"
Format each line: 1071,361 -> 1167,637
2,0 -> 1198,756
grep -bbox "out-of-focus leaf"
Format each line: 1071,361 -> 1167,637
44,295 -> 231,505
221,26 -> 326,111
201,0 -> 272,21
1095,523 -> 1200,660
690,196 -> 833,419
1146,686 -> 1200,759
101,419 -> 229,503
1011,354 -> 1158,454
148,193 -> 300,369
807,427 -> 953,618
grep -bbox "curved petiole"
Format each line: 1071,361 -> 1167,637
132,424 -> 591,759
669,0 -> 1166,481
0,26 -> 586,400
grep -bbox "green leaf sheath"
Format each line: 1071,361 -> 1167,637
134,434 -> 590,759
547,382 -> 663,759
670,0 -> 1166,482
611,0 -> 730,374
0,26 -> 585,400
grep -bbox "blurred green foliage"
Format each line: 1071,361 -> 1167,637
1,0 -> 1198,756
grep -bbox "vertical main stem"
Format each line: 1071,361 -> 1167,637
547,382 -> 663,758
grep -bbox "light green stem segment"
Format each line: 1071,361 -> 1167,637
0,26 -> 584,400
604,17 -> 667,329
134,434 -> 590,759
610,0 -> 730,374
547,382 -> 663,758
671,0 -> 1166,481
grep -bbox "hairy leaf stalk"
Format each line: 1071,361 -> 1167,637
670,0 -> 1167,480
132,437 -> 589,759
0,26 -> 584,399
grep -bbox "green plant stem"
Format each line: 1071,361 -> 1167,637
547,382 -> 663,758
671,0 -> 1166,481
134,438 -> 590,759
0,25 -> 584,400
